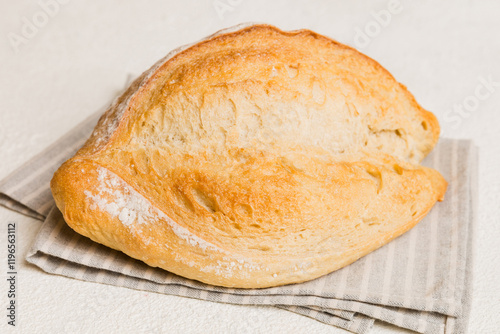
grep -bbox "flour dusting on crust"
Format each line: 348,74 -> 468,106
84,166 -> 223,252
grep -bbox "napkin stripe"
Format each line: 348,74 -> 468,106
24,187 -> 52,210
322,308 -> 356,321
358,249 -> 374,300
403,219 -> 418,303
424,144 -> 440,314
380,241 -> 396,305
276,305 -> 374,334
336,257 -> 351,301
0,193 -> 45,220
20,176 -> 55,204
445,142 -> 473,334
434,141 -> 453,312
0,110 -> 101,217
454,141 -> 471,316
441,141 -> 469,317
293,306 -> 355,321
38,199 -> 56,216
7,134 -> 88,199
313,267 -> 355,321
447,140 -> 460,315
394,146 -> 433,313
445,144 -> 476,334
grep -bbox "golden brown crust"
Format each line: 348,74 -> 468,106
51,24 -> 447,288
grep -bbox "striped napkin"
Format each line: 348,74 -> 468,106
0,109 -> 476,334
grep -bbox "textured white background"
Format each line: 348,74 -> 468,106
1,1 -> 499,333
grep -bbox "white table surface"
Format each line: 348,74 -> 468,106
1,1 -> 499,333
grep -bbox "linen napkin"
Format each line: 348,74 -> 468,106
0,108 -> 476,334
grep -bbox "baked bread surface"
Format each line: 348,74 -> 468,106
51,24 -> 447,288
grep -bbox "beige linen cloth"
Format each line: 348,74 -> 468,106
0,110 -> 476,334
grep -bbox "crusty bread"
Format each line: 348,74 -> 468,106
51,24 -> 447,288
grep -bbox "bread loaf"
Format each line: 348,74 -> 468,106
51,24 -> 447,288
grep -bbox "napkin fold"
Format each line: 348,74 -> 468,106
0,109 -> 476,334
